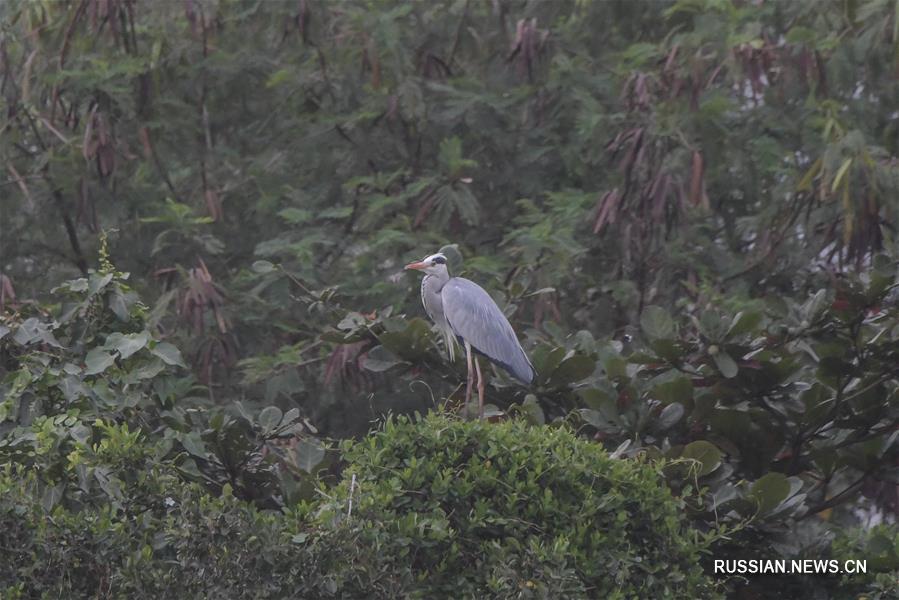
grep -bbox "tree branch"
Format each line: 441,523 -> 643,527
49,185 -> 89,276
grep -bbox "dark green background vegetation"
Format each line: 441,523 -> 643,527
3,0 -> 899,597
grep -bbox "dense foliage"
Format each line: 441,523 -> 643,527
0,273 -> 719,597
323,413 -> 719,598
3,0 -> 899,597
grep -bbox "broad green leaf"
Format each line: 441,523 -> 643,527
549,354 -> 596,385
109,291 -> 130,322
293,438 -> 325,473
577,386 -> 615,410
129,359 -> 167,381
379,319 -> 432,358
180,432 -> 207,457
649,339 -> 685,362
363,345 -> 402,372
610,439 -> 631,459
252,260 -> 276,274
84,348 -> 116,375
13,318 -> 63,348
801,290 -> 828,322
520,395 -> 545,425
712,351 -> 738,378
88,272 -> 114,297
727,311 -> 762,338
657,402 -> 685,431
640,306 -> 674,340
150,342 -> 187,368
70,424 -> 92,444
681,440 -> 722,476
105,331 -> 150,359
283,408 -> 300,425
601,354 -> 628,379
337,312 -> 366,331
750,472 -> 791,514
652,374 -> 693,404
711,485 -> 738,510
42,483 -> 64,511
532,346 -> 566,382
259,406 -> 283,432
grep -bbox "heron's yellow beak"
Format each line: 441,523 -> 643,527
404,261 -> 428,271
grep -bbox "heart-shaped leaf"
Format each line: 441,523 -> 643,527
84,348 -> 116,375
293,438 -> 325,473
105,331 -> 150,360
151,342 -> 187,368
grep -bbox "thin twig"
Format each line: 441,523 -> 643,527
7,164 -> 34,211
347,473 -> 357,518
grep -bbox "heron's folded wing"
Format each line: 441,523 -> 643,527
441,278 -> 535,384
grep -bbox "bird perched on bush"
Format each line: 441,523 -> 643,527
405,251 -> 535,418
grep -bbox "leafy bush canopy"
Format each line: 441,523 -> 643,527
319,412 -> 721,598
0,405 -> 719,598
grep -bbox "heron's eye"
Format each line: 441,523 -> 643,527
432,256 -> 446,265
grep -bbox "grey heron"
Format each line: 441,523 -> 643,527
405,252 -> 535,419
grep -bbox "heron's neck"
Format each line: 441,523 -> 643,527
423,270 -> 449,291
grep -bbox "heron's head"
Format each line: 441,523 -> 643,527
404,253 -> 448,276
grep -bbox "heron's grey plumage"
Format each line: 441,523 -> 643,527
442,278 -> 535,384
420,271 -> 456,362
410,252 -> 535,385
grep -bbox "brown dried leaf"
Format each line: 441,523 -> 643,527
296,0 -> 309,43
651,173 -> 670,220
0,274 -> 16,310
593,189 -> 621,234
204,188 -> 223,221
689,150 -> 705,207
619,128 -> 644,177
663,44 -> 679,73
138,126 -> 153,160
178,258 -> 230,335
508,18 -> 544,81
413,188 -> 437,229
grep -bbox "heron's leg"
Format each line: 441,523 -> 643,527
474,356 -> 485,420
464,341 -> 474,419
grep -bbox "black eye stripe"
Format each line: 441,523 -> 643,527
432,256 -> 446,264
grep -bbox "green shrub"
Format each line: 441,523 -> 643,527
830,525 -> 899,600
318,412 -> 722,599
1,413 -> 721,599
0,465 -> 364,599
